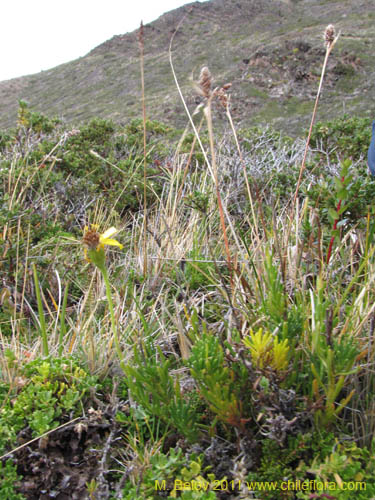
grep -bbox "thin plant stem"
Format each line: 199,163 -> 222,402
101,265 -> 125,370
58,282 -> 69,356
292,31 -> 340,210
326,175 -> 345,264
139,21 -> 148,277
225,105 -> 266,247
32,263 -> 49,356
204,98 -> 232,277
284,26 -> 340,279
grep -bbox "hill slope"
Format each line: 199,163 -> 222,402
0,0 -> 373,136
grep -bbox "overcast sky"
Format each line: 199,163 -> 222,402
1,0 -> 207,82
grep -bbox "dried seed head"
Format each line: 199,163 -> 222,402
214,86 -> 229,108
66,129 -> 80,138
213,82 -> 232,108
198,67 -> 213,98
138,20 -> 144,46
324,24 -> 335,47
82,227 -> 100,250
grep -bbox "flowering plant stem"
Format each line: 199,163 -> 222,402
32,263 -> 49,356
204,98 -> 232,282
100,264 -> 125,370
292,27 -> 340,210
83,226 -> 125,371
58,282 -> 69,357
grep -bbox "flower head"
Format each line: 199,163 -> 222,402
324,24 -> 340,51
83,225 -> 123,269
324,24 -> 335,47
197,66 -> 213,98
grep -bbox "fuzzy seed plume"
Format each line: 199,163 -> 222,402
324,24 -> 335,47
198,67 -> 213,98
214,83 -> 232,108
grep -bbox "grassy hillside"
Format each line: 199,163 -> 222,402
0,0 -> 374,136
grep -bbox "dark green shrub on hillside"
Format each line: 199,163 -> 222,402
54,118 -> 174,213
0,130 -> 12,152
16,100 -> 60,135
59,118 -> 116,176
121,118 -> 177,165
307,158 -> 375,227
179,131 -> 208,164
124,117 -> 173,140
310,115 -> 371,163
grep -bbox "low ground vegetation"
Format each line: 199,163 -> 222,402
1,100 -> 375,499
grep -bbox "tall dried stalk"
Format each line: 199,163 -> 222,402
167,24 -> 234,279
292,24 -> 340,210
283,25 -> 340,279
138,21 -> 148,276
224,98 -> 267,250
197,68 -> 233,279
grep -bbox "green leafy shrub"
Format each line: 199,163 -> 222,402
16,100 -> 60,135
124,117 -> 173,143
59,118 -> 116,176
310,115 -> 372,163
119,449 -> 217,500
56,118 -> 168,213
179,131 -> 208,164
124,343 -> 200,442
0,356 -> 98,454
247,432 -> 336,500
297,440 -> 375,499
306,158 -> 375,232
0,460 -> 25,500
186,332 -> 251,431
0,130 -> 12,152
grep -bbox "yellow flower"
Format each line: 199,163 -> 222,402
83,225 -> 123,251
83,225 -> 123,268
98,227 -> 123,250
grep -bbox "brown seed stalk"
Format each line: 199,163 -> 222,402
324,24 -> 336,48
198,66 -> 213,98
